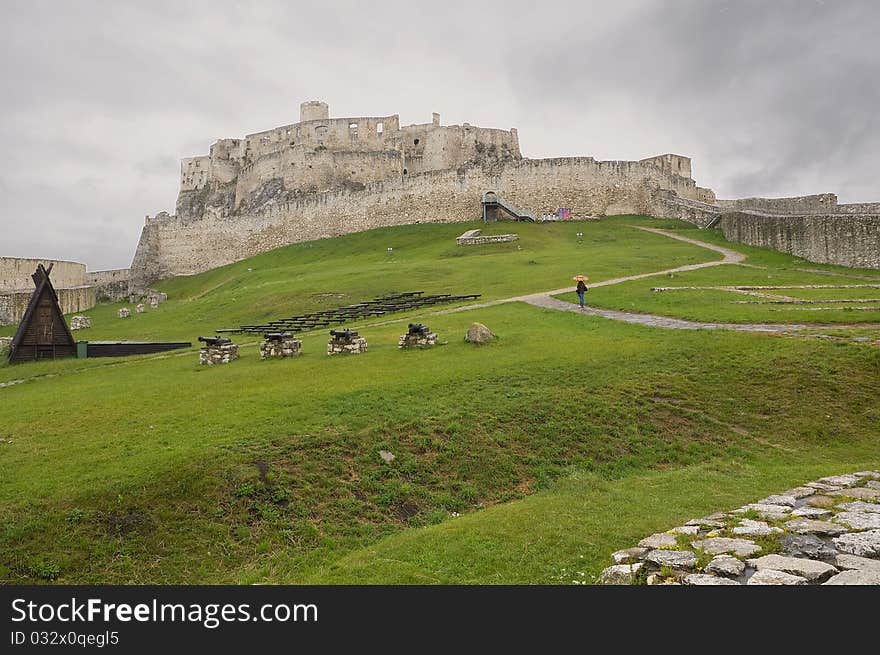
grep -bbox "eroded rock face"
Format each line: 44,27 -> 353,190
790,507 -> 831,519
464,323 -> 495,345
599,563 -> 643,585
732,519 -> 782,537
822,570 -> 880,585
834,553 -> 880,572
836,501 -> 880,514
783,518 -> 846,536
747,569 -> 808,585
780,534 -> 837,562
705,555 -> 745,578
683,574 -> 739,586
643,550 -> 697,569
746,554 -> 837,583
691,537 -> 761,557
611,547 -> 648,564
638,533 -> 678,549
833,529 -> 880,558
830,487 -> 880,502
833,512 -> 880,530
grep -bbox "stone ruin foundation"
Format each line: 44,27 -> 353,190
136,303 -> 146,313
69,315 -> 91,330
117,308 -> 131,318
199,337 -> 239,365
327,329 -> 368,356
399,323 -> 438,348
599,470 -> 880,586
260,332 -> 302,359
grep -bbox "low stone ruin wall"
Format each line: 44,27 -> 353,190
456,229 -> 519,246
260,336 -> 302,359
327,336 -> 368,355
200,342 -> 239,365
599,470 -> 880,586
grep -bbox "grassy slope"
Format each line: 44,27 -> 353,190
1,216 -> 878,584
0,216 -> 713,343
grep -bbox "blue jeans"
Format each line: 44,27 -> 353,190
577,291 -> 585,307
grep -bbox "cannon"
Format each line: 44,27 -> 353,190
263,332 -> 293,340
198,335 -> 232,347
407,323 -> 431,336
329,329 -> 358,340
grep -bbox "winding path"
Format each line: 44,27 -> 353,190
443,227 -> 880,336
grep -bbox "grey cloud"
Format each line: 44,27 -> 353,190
1,0 -> 877,269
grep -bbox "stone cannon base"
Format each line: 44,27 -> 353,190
327,336 -> 368,355
261,337 -> 302,359
200,343 -> 239,365
398,332 -> 438,348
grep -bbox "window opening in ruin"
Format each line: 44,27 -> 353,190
414,138 -> 420,146
377,122 -> 384,134
403,168 -> 408,175
349,123 -> 358,129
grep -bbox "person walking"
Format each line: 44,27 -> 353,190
573,275 -> 589,308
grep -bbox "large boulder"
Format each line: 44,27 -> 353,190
465,323 -> 495,345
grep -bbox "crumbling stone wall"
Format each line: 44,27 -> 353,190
0,286 -> 96,327
0,257 -> 87,291
719,212 -> 880,269
131,156 -> 714,282
86,268 -> 131,302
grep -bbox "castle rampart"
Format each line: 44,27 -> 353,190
124,99 -> 880,285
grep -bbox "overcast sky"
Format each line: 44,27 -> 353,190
1,0 -> 877,270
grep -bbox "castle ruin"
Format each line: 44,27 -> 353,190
122,100 -> 879,287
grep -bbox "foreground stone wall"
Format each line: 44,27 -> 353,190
130,156 -> 714,284
719,212 -> 880,269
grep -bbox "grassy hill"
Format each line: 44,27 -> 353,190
1,216 -> 877,584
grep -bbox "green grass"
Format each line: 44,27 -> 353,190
557,224 -> 880,325
0,216 -> 714,343
1,216 -> 878,584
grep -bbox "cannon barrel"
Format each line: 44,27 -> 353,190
407,323 -> 430,335
263,332 -> 292,340
330,329 -> 359,339
198,335 -> 232,346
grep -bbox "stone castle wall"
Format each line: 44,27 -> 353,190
130,156 -> 714,285
0,257 -> 87,291
0,285 -> 96,327
719,212 -> 880,269
86,268 -> 132,301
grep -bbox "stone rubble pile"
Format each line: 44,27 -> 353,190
0,336 -> 11,353
69,315 -> 92,330
199,341 -> 239,365
260,334 -> 302,359
600,471 -> 880,586
136,303 -> 146,313
117,308 -> 131,318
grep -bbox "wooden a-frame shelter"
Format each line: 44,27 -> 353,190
7,264 -> 77,363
